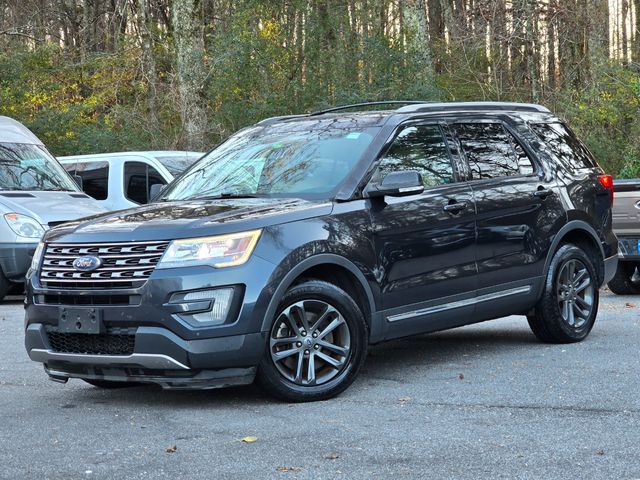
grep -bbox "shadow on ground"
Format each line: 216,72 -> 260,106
54,320 -> 540,409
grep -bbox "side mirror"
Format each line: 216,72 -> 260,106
365,170 -> 424,198
149,183 -> 166,202
73,175 -> 83,190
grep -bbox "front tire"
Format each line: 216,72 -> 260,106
527,244 -> 599,343
607,261 -> 640,295
257,280 -> 368,402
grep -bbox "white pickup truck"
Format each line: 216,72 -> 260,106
59,150 -> 202,211
610,179 -> 640,294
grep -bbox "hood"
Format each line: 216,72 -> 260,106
45,198 -> 333,243
0,191 -> 107,226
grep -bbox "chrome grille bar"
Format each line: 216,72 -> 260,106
40,240 -> 170,289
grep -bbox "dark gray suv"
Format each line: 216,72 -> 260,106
24,102 -> 618,402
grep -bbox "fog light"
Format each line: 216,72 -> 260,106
172,288 -> 234,325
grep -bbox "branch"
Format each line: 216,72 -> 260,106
0,29 -> 40,42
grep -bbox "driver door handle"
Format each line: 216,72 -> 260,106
443,201 -> 467,213
533,187 -> 553,199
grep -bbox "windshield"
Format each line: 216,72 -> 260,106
0,143 -> 79,191
154,154 -> 201,176
162,119 -> 381,201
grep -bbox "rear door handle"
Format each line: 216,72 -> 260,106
533,188 -> 553,199
443,201 -> 467,213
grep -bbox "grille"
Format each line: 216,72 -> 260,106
46,327 -> 137,355
37,294 -> 140,306
40,241 -> 169,289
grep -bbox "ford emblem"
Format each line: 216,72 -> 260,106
73,256 -> 103,272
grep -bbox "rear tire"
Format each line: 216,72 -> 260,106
257,280 -> 368,402
607,261 -> 640,295
82,379 -> 141,389
527,244 -> 599,343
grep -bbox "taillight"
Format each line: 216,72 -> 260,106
598,174 -> 614,206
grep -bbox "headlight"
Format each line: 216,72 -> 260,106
4,213 -> 45,239
157,230 -> 262,269
29,242 -> 45,272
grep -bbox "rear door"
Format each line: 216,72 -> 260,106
368,122 -> 478,339
450,119 -> 564,318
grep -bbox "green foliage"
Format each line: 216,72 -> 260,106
557,63 -> 640,177
0,46 -> 155,155
0,6 -> 638,179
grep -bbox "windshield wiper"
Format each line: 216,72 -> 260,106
183,192 -> 261,201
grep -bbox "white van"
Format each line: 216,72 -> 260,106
59,151 -> 202,211
0,116 -> 106,300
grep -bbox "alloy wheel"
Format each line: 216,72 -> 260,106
270,300 -> 351,386
556,258 -> 594,329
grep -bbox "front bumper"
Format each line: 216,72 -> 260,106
25,323 -> 264,389
24,255 -> 279,388
0,242 -> 37,282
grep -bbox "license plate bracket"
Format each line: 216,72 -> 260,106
58,307 -> 104,334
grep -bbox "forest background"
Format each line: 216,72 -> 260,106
1,0 -> 639,176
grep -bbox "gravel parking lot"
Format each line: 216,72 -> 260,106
2,290 -> 640,480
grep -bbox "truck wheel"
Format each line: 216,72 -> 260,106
0,268 -> 9,302
527,244 -> 599,343
257,280 -> 368,402
607,262 -> 640,295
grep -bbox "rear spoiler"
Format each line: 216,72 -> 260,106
613,179 -> 640,192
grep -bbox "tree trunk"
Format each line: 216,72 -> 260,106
634,0 -> 640,60
403,0 -> 435,92
171,0 -> 208,150
138,0 -> 159,133
428,0 -> 444,73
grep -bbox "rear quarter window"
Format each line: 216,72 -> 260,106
530,122 -> 598,171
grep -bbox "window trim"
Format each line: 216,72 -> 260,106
448,118 -> 543,183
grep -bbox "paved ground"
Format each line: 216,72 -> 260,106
2,291 -> 640,479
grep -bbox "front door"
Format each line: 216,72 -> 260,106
367,123 -> 477,340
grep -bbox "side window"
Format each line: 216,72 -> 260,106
64,161 -> 109,200
378,125 -> 454,187
452,123 -> 534,180
530,122 -> 597,171
124,161 -> 167,204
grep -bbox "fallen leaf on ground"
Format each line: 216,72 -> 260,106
165,445 -> 177,453
324,452 -> 339,460
241,436 -> 258,443
277,466 -> 302,472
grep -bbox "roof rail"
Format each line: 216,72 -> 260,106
396,101 -> 551,114
309,101 -> 432,116
256,114 -> 306,125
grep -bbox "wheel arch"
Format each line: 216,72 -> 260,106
260,254 -> 381,342
544,220 -> 606,285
